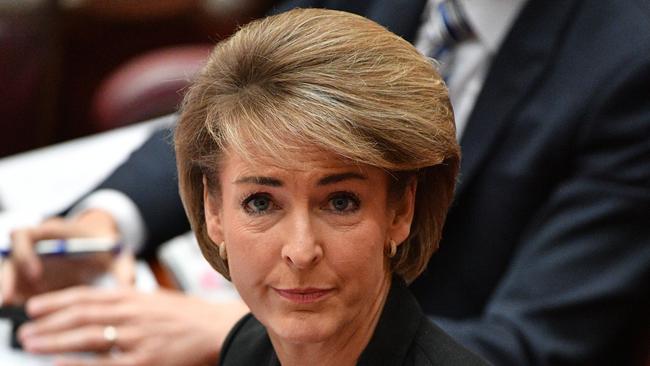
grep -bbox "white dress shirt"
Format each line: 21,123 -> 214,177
414,0 -> 525,138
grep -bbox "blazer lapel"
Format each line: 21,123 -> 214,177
456,0 -> 582,198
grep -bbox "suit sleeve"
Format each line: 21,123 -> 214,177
92,126 -> 190,258
432,59 -> 650,365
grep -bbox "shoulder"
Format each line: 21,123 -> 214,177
360,278 -> 489,365
219,313 -> 277,366
406,319 -> 490,366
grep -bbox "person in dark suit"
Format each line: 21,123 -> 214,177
6,0 -> 649,365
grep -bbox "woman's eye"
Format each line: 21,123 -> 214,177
326,193 -> 360,213
243,194 -> 274,214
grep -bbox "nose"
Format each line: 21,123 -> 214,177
281,213 -> 323,270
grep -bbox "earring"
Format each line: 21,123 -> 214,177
219,241 -> 228,261
387,239 -> 397,258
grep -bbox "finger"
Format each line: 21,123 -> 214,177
0,260 -> 17,304
1,257 -> 48,305
26,286 -> 127,317
19,302 -> 130,339
10,216 -> 84,281
10,228 -> 43,281
23,324 -> 141,355
22,324 -> 118,354
22,325 -> 110,353
111,252 -> 136,287
71,209 -> 120,238
32,217 -> 88,239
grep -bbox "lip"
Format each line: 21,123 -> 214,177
273,287 -> 334,304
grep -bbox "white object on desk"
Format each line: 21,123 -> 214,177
0,318 -> 52,365
0,114 -> 173,215
158,232 -> 240,302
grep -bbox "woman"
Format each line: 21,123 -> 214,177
175,8 -> 487,366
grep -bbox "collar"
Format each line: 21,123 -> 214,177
357,277 -> 423,365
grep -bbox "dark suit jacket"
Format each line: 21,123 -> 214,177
219,278 -> 488,366
93,0 -> 650,364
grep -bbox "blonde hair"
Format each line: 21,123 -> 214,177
175,8 -> 460,283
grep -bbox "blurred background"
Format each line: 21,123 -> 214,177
0,0 -> 278,158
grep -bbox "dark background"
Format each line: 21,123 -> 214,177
0,0 -> 276,157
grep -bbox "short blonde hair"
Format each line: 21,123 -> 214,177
175,8 -> 460,283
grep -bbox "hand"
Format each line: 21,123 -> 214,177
1,209 -> 134,304
18,286 -> 249,366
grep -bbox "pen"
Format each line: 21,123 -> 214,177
0,237 -> 122,258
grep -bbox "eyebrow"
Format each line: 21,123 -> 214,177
317,172 -> 367,186
234,176 -> 282,186
233,172 -> 368,187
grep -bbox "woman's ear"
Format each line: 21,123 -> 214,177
203,175 -> 224,244
388,178 -> 417,246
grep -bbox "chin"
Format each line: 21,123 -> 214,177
268,312 -> 337,344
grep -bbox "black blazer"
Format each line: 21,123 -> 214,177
219,279 -> 488,366
92,0 -> 650,364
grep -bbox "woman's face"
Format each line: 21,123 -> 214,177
204,149 -> 415,345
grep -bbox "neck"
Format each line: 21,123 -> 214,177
270,276 -> 392,366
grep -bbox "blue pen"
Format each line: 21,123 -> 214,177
0,238 -> 122,258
